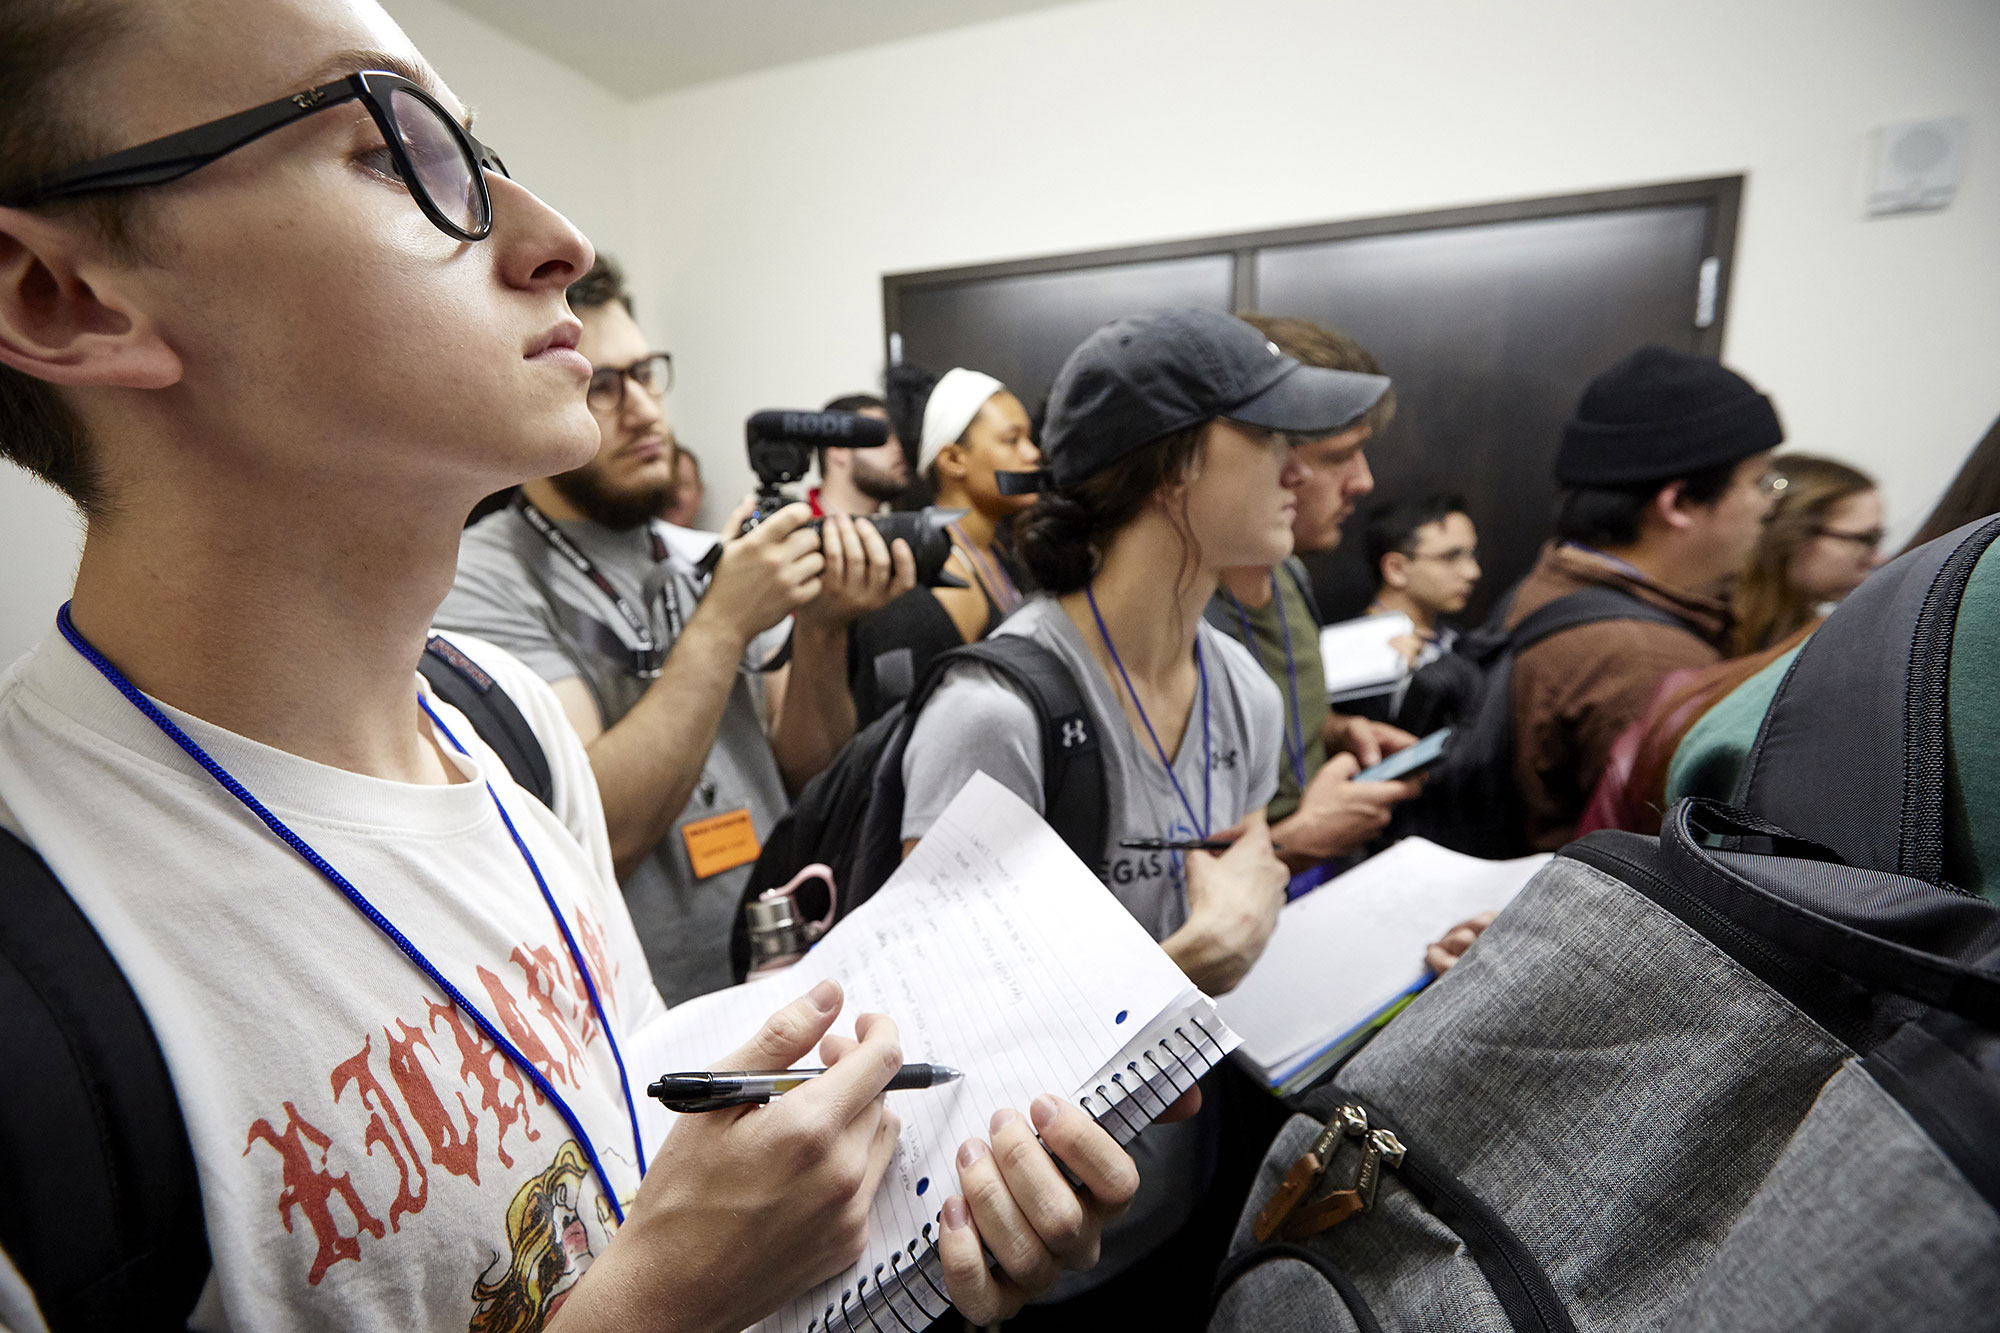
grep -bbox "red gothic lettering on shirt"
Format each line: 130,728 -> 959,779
243,1101 -> 386,1286
513,943 -> 593,1062
572,905 -> 619,1024
385,1017 -> 483,1186
427,996 -> 541,1170
242,939 -> 618,1283
478,964 -> 575,1092
332,1034 -> 428,1232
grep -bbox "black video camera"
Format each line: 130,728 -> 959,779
741,409 -> 964,588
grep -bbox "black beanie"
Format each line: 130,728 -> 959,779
1555,347 -> 1784,487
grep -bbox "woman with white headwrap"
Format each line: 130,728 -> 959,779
846,367 -> 1041,724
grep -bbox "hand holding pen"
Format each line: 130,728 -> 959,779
650,1062 -> 962,1112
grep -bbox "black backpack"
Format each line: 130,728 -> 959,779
730,634 -> 1107,982
1392,585 -> 1687,858
0,636 -> 554,1330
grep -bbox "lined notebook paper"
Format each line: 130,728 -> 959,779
1218,838 -> 1549,1094
625,773 -> 1239,1333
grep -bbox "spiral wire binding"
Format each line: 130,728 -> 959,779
804,1016 -> 1226,1330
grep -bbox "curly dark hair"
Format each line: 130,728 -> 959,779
1017,423 -> 1207,595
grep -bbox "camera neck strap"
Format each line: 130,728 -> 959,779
512,493 -> 680,677
946,521 -> 1022,619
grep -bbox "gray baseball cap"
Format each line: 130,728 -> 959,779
1006,308 -> 1391,494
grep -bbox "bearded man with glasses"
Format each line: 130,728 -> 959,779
437,254 -> 916,1007
0,3 -> 1140,1330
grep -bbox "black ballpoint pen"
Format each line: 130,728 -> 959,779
648,1063 -> 963,1113
1120,837 -> 1287,853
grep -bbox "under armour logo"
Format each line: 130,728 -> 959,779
1061,718 -> 1089,749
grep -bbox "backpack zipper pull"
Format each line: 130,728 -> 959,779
1279,1121 -> 1408,1241
1356,1128 -> 1404,1212
1252,1105 -> 1369,1242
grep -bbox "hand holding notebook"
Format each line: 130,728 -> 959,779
623,774 -> 1241,1333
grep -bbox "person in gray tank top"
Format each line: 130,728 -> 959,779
901,308 -> 1394,1320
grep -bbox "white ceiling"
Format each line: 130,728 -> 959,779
442,0 -> 1097,99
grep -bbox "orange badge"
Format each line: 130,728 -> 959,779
681,807 -> 761,879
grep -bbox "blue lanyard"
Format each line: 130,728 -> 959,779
1085,587 -> 1211,837
55,604 -> 645,1223
1224,574 -> 1308,792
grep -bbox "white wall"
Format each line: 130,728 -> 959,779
0,0 -> 634,666
625,0 -> 2000,539
6,0 -> 1996,660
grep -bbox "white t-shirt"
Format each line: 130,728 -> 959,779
0,630 -> 667,1331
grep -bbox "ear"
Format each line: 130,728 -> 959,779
0,207 -> 181,390
1381,552 -> 1411,590
934,441 -> 969,486
1652,479 -> 1700,532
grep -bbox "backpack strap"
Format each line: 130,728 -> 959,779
0,827 -> 209,1330
418,635 -> 555,809
1507,584 -> 1692,654
1736,515 -> 2000,882
917,636 -> 1110,877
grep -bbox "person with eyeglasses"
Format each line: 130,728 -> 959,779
436,255 -> 919,1006
1727,454 -> 1884,656
1363,493 -> 1483,671
0,5 -> 1140,1330
1505,346 -> 1787,851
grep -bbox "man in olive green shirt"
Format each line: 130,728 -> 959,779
1207,316 -> 1421,869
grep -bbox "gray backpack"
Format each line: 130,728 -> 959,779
1210,516 -> 2000,1333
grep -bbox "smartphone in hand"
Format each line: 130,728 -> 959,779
1351,727 -> 1452,783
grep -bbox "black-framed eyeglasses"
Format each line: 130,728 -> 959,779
1815,526 -> 1886,551
1,71 -> 507,243
587,354 -> 674,414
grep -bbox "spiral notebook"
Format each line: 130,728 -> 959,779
625,773 -> 1239,1333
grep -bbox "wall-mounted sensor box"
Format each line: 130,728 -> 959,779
1868,116 -> 1967,217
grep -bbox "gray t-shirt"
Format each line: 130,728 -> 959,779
900,594 -> 1281,1295
437,507 -> 789,1004
903,596 -> 1281,936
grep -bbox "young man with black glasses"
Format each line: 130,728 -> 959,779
436,255 -> 913,1005
0,2 -> 1139,1328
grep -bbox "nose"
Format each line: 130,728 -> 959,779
624,377 -> 666,432
1279,450 -> 1307,490
486,172 -> 593,293
1347,451 -> 1375,498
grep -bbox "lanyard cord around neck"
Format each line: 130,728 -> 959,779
947,520 -> 1022,619
1224,573 -> 1308,792
513,494 -> 679,677
55,604 -> 644,1222
1084,586 -> 1211,837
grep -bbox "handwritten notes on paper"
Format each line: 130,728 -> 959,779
624,774 -> 1227,1333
